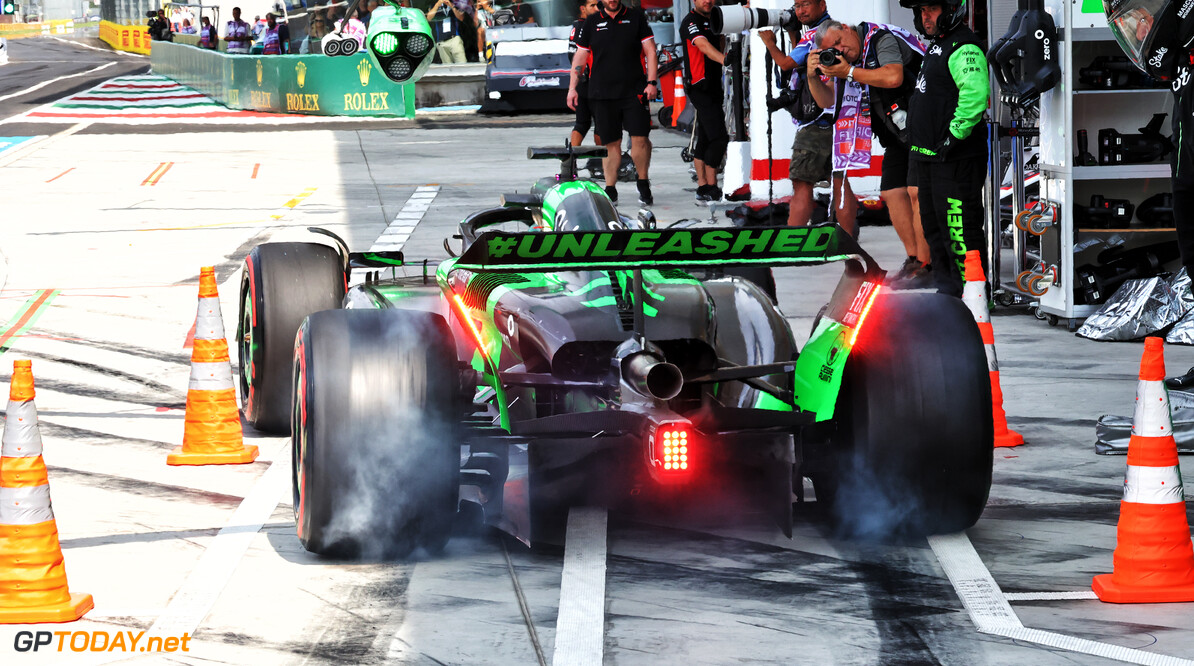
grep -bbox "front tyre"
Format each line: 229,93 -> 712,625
238,242 -> 345,433
293,309 -> 461,558
819,292 -> 994,538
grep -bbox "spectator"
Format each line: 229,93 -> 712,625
568,0 -> 659,205
757,0 -> 855,233
569,0 -> 600,148
360,0 -> 376,27
180,18 -> 197,34
148,9 -> 172,41
337,9 -> 366,49
681,0 -> 728,201
475,0 -> 494,59
808,19 -> 929,285
225,7 -> 253,54
261,12 -> 290,54
426,0 -> 468,64
252,15 -> 265,39
199,16 -> 218,47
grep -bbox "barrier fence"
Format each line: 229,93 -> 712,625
99,20 -> 151,55
0,19 -> 77,38
150,41 -> 414,118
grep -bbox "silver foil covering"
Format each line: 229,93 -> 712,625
1172,268 -> 1194,311
1076,277 -> 1187,342
1167,269 -> 1194,344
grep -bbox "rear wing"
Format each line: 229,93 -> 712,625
453,223 -> 879,276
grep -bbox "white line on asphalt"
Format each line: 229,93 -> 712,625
50,36 -> 148,57
368,185 -> 440,253
551,507 -> 608,666
0,61 -> 116,104
0,121 -> 89,168
144,448 -> 288,638
929,532 -> 1194,666
1004,591 -> 1099,601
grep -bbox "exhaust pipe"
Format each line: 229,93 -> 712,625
622,352 -> 684,401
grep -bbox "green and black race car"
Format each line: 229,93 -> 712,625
237,147 -> 994,557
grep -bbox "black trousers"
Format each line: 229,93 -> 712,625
1172,71 -> 1194,273
688,85 -> 728,166
914,156 -> 988,298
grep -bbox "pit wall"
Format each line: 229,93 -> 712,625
150,40 -> 415,118
99,20 -> 151,54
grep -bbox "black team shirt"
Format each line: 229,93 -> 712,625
576,3 -> 653,100
681,10 -> 721,89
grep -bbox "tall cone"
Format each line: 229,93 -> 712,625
0,360 -> 94,623
962,250 -> 1024,448
672,74 -> 687,128
1093,337 -> 1194,603
169,267 -> 259,465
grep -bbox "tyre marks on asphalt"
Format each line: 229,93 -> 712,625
929,532 -> 1194,665
370,185 -> 440,253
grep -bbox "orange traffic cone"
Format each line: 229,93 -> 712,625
963,251 -> 1024,448
672,74 -> 687,129
1093,337 -> 1194,603
168,267 -> 258,466
0,360 -> 93,623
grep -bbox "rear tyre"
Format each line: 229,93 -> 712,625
815,292 -> 993,538
293,309 -> 461,558
239,242 -> 345,433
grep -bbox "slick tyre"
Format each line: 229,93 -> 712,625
818,292 -> 993,538
293,309 -> 461,558
239,242 -> 345,433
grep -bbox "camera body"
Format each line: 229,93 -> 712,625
818,48 -> 844,66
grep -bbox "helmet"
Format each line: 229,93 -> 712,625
1103,0 -> 1183,81
898,0 -> 967,38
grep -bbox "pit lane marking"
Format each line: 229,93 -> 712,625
551,507 -> 608,666
369,185 -> 440,253
0,289 -> 59,357
0,61 -> 115,105
930,532 -> 1194,665
141,161 -> 173,186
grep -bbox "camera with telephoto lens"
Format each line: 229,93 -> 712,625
766,88 -> 800,112
818,48 -> 844,66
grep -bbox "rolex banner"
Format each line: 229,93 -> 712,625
150,41 -> 415,118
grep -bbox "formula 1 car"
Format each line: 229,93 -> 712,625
237,147 -> 994,557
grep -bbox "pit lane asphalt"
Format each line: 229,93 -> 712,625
0,44 -> 1193,665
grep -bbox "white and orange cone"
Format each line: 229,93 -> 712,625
963,250 -> 1024,448
0,359 -> 93,623
672,74 -> 687,129
1093,337 -> 1194,603
168,267 -> 258,466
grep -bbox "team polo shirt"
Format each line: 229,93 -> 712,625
681,11 -> 721,88
576,3 -> 653,100
569,18 -> 593,83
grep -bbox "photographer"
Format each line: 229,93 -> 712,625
807,20 -> 926,269
757,0 -> 856,233
900,0 -> 989,298
682,0 -> 728,201
148,9 -> 172,42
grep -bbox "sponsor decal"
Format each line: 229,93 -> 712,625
459,227 -> 848,270
929,43 -> 942,55
1150,46 -> 1169,69
228,88 -> 240,105
249,90 -> 273,107
358,58 -> 372,86
519,75 -> 561,88
286,93 -> 321,111
1181,0 -> 1194,19
256,59 -> 263,86
915,73 -> 926,93
947,197 -> 968,273
296,61 -> 307,88
343,91 -> 390,111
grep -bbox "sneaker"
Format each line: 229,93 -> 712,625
605,185 -> 618,202
1165,366 -> 1194,391
890,256 -> 921,282
888,263 -> 933,290
696,184 -> 722,202
695,184 -> 713,201
637,179 -> 653,206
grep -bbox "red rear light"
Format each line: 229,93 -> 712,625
652,424 -> 691,472
847,283 -> 882,346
